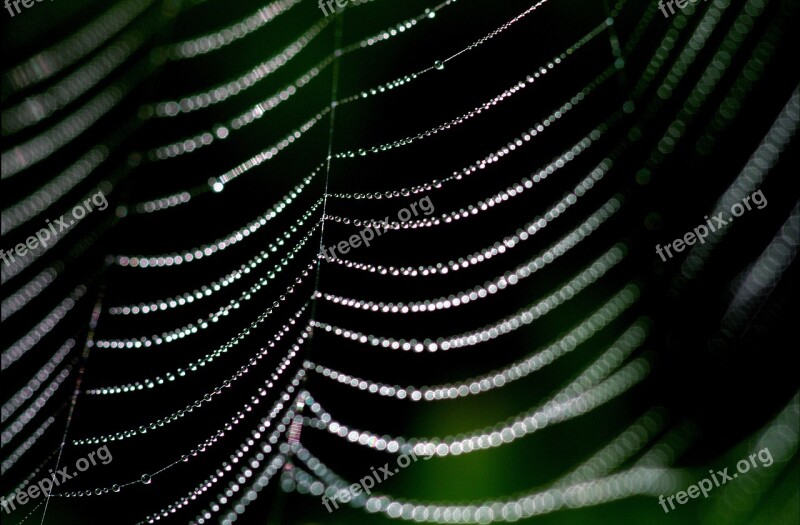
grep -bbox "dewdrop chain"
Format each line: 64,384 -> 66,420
147,0 -> 458,159
39,290 -> 104,524
113,177 -> 321,268
326,168 -> 616,277
74,328 -> 311,446
152,16 -> 332,121
301,326 -> 650,458
152,10 -> 604,162
323,118 -> 617,232
130,0 -> 562,211
132,75 -> 614,233
2,148 -> 108,236
206,16 -> 608,192
109,213 -> 321,315
2,340 -> 76,423
292,403 -> 667,503
165,0 -> 303,60
151,0 -> 390,118
3,20 -> 153,136
4,0 -> 155,95
95,260 -> 316,349
124,0 -> 606,232
288,411 -> 676,524
87,301 -> 311,396
318,196 -> 621,313
310,245 -> 626,352
305,285 -> 639,401
139,427 -> 291,524
1,286 -> 87,370
327,74 -> 621,201
1,57 -> 155,180
153,0 -> 386,118
1,408 -> 64,474
334,21 -> 613,160
52,373 -> 306,498
1,360 -> 77,447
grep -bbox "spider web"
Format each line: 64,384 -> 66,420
1,0 -> 799,524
